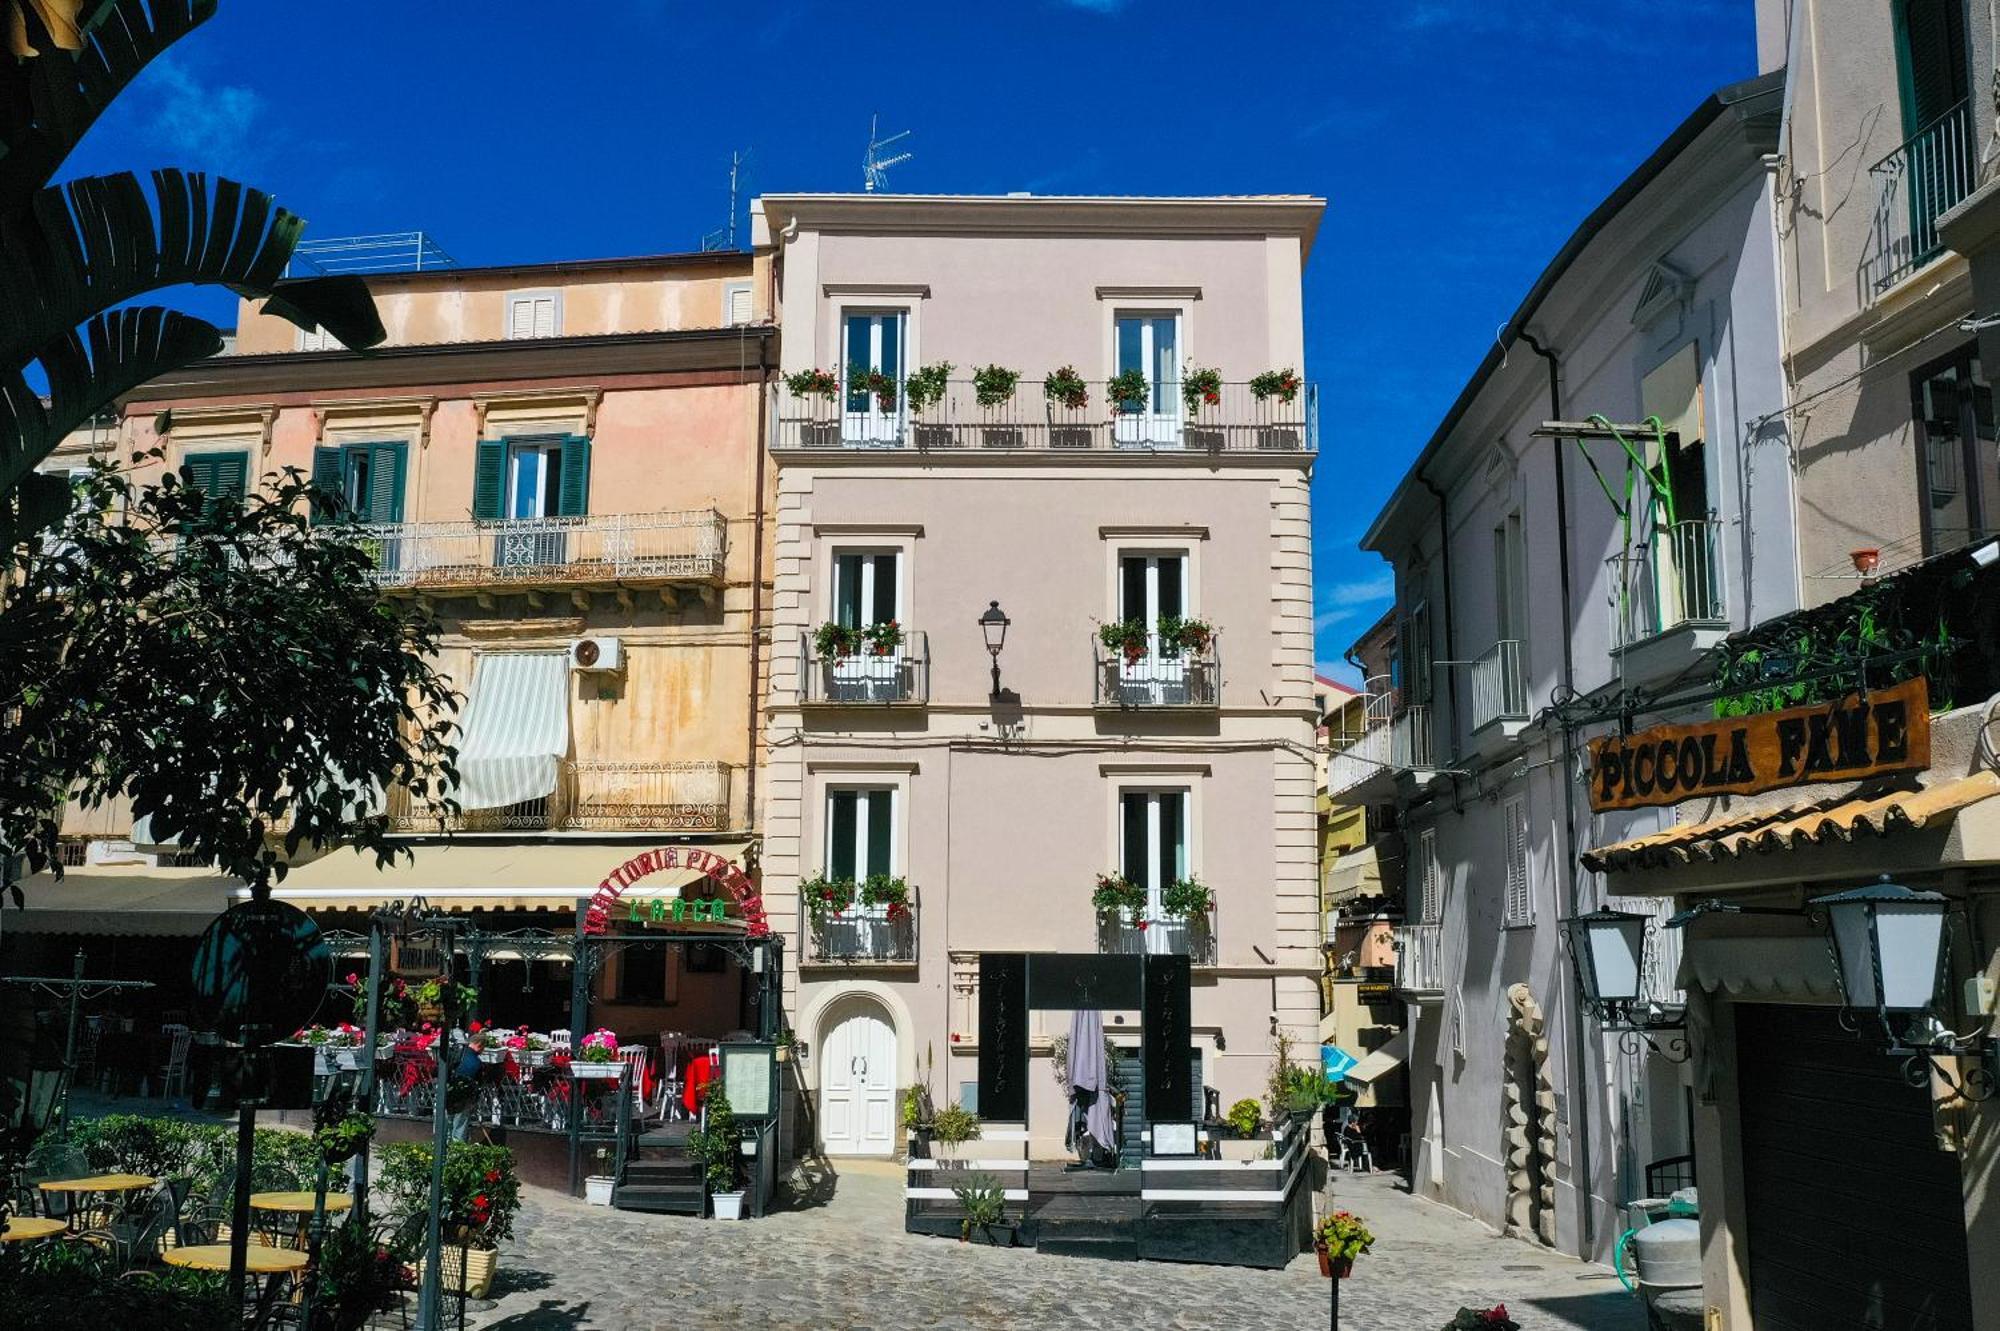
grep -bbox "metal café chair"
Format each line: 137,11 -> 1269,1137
156,1027 -> 194,1101
657,1034 -> 684,1121
616,1046 -> 652,1126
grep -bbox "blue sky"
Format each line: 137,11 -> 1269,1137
68,0 -> 1755,681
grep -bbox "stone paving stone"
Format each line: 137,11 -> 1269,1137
467,1163 -> 1649,1330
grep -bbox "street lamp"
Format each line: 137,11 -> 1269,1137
1808,876 -> 1950,1021
1560,906 -> 1686,1060
979,600 -> 1010,698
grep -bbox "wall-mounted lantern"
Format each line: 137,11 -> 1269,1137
1560,906 -> 1687,1061
979,600 -> 1011,698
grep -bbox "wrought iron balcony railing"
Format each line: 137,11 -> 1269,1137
354,509 -> 726,591
799,629 -> 930,705
384,760 -> 737,833
1096,911 -> 1218,966
1093,635 -> 1220,709
1326,676 -> 1396,798
1864,100 -> 1975,296
1392,922 -> 1444,997
1607,518 -> 1726,652
1392,704 -> 1435,772
1469,639 -> 1528,732
775,379 -> 1316,453
804,903 -> 919,965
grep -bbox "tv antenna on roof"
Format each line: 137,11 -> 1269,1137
702,148 -> 753,252
863,115 -> 913,193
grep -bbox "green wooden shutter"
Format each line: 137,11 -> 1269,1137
367,442 -> 407,523
215,451 -> 249,501
829,791 -> 857,880
866,789 -> 893,875
473,440 -> 506,520
310,446 -> 343,522
1899,0 -> 1969,130
556,435 -> 591,517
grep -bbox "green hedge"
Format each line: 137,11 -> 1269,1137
65,1114 -> 329,1203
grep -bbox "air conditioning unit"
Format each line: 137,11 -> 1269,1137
570,636 -> 623,672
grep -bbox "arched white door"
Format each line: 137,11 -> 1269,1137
819,1002 -> 897,1156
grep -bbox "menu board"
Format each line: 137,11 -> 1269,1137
721,1044 -> 774,1118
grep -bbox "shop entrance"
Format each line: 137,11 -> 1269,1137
1735,1003 -> 1972,1330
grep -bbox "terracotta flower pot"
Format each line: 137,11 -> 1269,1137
1314,1243 -> 1352,1279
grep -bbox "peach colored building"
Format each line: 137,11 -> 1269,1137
752,193 -> 1324,1158
24,248 -> 779,1053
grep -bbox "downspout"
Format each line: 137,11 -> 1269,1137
745,331 -> 770,838
1414,474 -> 1458,763
1519,329 -> 1595,1256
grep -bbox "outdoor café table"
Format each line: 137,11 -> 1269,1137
0,1216 -> 66,1244
249,1190 -> 353,1249
37,1173 -> 157,1228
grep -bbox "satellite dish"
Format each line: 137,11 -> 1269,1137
191,898 -> 332,1046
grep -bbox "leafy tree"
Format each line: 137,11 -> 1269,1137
0,459 -> 459,896
0,0 -> 385,543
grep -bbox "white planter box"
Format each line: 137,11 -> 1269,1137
711,1191 -> 745,1220
584,1176 -> 615,1206
478,1048 -> 508,1065
570,1062 -> 623,1080
334,1049 -> 362,1071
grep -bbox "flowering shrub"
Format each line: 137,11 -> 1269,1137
1249,367 -> 1301,404
1091,872 -> 1147,922
1108,368 -> 1149,410
577,1029 -> 620,1063
785,367 -> 840,400
1181,364 -> 1222,415
802,873 -> 858,924
378,1142 -> 520,1251
1043,365 -> 1089,410
860,873 -> 911,920
904,362 -> 953,411
847,364 -> 897,411
1161,876 -> 1213,920
1316,1210 -> 1376,1265
814,620 -> 862,661
972,363 -> 1020,407
502,1026 -> 550,1052
1442,1307 -> 1520,1331
864,619 -> 904,655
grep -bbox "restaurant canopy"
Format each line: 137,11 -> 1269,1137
4,867 -> 241,935
454,652 -> 570,811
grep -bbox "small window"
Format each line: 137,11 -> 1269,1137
1120,788 -> 1190,922
1502,797 -> 1531,927
615,950 -> 667,1002
826,787 -> 895,879
1415,826 -> 1441,924
179,450 -> 250,513
1493,514 -> 1526,643
724,282 -> 753,326
832,551 -> 900,628
295,326 -> 344,352
1401,599 -> 1434,707
506,290 -> 562,340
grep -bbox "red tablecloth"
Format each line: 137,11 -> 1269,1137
682,1056 -> 715,1115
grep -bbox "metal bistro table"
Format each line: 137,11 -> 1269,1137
37,1173 -> 158,1229
249,1190 -> 354,1249
1,1216 -> 67,1244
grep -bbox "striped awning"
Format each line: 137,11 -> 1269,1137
455,652 -> 569,811
1580,771 -> 2000,873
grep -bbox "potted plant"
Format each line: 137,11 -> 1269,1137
775,1028 -> 797,1064
813,620 -> 862,661
802,873 -> 858,925
847,363 -> 898,412
573,1028 -> 623,1078
1222,1097 -> 1261,1139
1249,366 -> 1302,404
1181,364 -> 1223,415
904,362 -> 953,411
952,1172 -> 1012,1244
379,1141 -> 520,1300
970,363 -> 1020,407
1097,618 -> 1149,666
1108,368 -> 1149,412
584,1147 -> 616,1206
504,1026 -> 551,1068
1162,875 -> 1214,921
412,977 -> 475,1023
1043,365 -> 1089,410
687,1088 -> 746,1219
1156,614 -> 1214,656
931,1103 -> 981,1157
1091,871 -> 1148,927
317,1217 -> 409,1331
1442,1307 -> 1520,1330
864,618 -> 904,656
859,873 -> 911,916
785,367 -> 840,401
1315,1209 -> 1375,1279
312,1089 -> 376,1166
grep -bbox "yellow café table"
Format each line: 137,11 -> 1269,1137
1,1216 -> 67,1243
250,1190 -> 354,1248
38,1172 -> 158,1227
163,1243 -> 309,1274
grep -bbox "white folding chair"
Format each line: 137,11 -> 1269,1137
617,1046 -> 652,1126
159,1029 -> 193,1101
549,1030 -> 572,1051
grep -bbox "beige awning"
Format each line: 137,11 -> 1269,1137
249,840 -> 752,914
1345,1029 -> 1409,1085
1323,845 -> 1383,905
4,868 -> 241,936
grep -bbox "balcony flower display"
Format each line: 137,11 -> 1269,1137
814,621 -> 862,660
972,363 -> 1021,407
577,1029 -> 620,1063
1181,364 -> 1223,415
1091,872 -> 1147,924
802,874 -> 858,924
1043,365 -> 1089,410
1156,614 -> 1214,655
1249,367 -> 1302,404
864,619 -> 904,656
1314,1209 -> 1375,1279
413,977 -> 476,1018
785,367 -> 840,400
847,364 -> 898,411
1097,618 -> 1149,666
1108,368 -> 1149,411
860,873 -> 912,921
905,362 -> 953,411
1161,875 -> 1214,920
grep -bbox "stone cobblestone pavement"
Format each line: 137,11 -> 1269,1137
467,1163 -> 1646,1330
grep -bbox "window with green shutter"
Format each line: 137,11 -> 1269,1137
179,450 -> 250,515
311,442 -> 407,524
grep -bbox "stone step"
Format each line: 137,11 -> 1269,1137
612,1182 -> 705,1214
622,1159 -> 701,1185
1035,1234 -> 1140,1262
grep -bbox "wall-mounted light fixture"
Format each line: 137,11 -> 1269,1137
1560,907 -> 1688,1061
979,600 -> 1011,698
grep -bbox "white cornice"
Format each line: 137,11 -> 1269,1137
761,194 -> 1324,259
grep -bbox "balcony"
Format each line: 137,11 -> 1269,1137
1093,637 -> 1219,709
1392,922 -> 1444,1000
1607,518 -> 1727,683
775,378 -> 1316,454
1864,100 -> 1974,297
799,629 -> 930,706
1468,639 -> 1528,738
355,509 -> 726,593
385,760 -> 736,833
1326,678 -> 1396,801
805,903 -> 919,965
1392,704 -> 1436,774
1096,911 -> 1218,966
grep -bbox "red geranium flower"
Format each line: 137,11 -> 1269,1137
484,1169 -> 501,1184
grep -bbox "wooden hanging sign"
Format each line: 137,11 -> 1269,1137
1587,677 -> 1930,812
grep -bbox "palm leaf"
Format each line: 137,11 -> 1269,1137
0,170 -> 385,365
0,0 -> 214,205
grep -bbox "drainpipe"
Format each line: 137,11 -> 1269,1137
1414,475 -> 1458,762
1518,329 -> 1596,1256
745,332 -> 770,836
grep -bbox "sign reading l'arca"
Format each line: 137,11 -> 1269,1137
1587,677 -> 1930,812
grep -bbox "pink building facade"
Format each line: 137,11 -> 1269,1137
753,194 -> 1324,1157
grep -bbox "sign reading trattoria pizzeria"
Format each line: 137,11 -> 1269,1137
1586,676 -> 1931,813
581,846 -> 768,937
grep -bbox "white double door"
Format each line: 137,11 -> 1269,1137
819,1004 -> 897,1156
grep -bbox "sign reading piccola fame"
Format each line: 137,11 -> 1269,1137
1586,677 -> 1931,813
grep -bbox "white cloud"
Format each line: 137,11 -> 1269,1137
135,56 -> 266,170
1313,572 -> 1395,633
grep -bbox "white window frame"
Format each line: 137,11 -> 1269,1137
837,307 -> 909,446
827,548 -> 903,626
505,289 -> 563,340
723,280 -> 753,326
295,325 -> 343,352
1109,309 -> 1186,448
505,439 -> 564,519
1501,795 -> 1532,927
1106,771 -> 1206,957
822,784 -> 899,880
